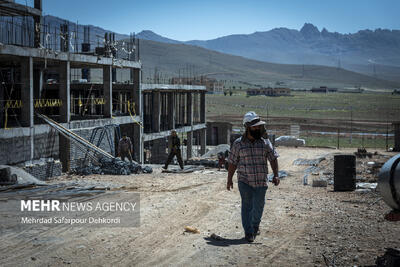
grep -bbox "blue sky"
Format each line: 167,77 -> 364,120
35,0 -> 400,41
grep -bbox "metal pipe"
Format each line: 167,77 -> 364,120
378,154 -> 400,210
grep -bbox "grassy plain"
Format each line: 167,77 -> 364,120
207,91 -> 400,122
206,91 -> 400,148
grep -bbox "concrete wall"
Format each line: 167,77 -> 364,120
0,135 -> 32,165
0,116 -> 137,170
0,131 -> 59,165
206,122 -> 232,146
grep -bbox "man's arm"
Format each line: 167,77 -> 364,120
227,163 -> 237,191
269,158 -> 280,186
128,138 -> 133,153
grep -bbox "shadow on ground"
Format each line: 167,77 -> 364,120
204,237 -> 260,247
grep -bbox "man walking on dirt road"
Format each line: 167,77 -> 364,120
227,111 -> 280,242
163,130 -> 184,170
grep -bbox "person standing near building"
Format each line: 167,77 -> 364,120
163,130 -> 184,170
118,134 -> 133,162
227,111 -> 280,242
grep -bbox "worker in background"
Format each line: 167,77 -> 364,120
227,111 -> 280,243
118,133 -> 133,162
217,152 -> 226,171
163,130 -> 184,170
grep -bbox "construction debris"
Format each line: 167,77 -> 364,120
354,147 -> 373,158
22,158 -> 62,181
375,248 -> 400,266
184,226 -> 200,234
201,144 -> 230,159
275,136 -> 305,147
0,182 -> 107,200
185,158 -> 219,168
162,166 -> 205,173
312,179 -> 328,187
293,157 -> 326,166
356,182 -> 378,190
268,170 -> 289,181
0,167 -> 17,185
0,164 -> 45,185
73,158 -> 152,176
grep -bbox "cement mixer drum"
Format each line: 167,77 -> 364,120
378,154 -> 400,210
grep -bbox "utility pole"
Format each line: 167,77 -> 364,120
350,105 -> 353,144
386,109 -> 389,151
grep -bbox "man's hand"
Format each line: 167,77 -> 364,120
272,177 -> 280,186
227,179 -> 233,191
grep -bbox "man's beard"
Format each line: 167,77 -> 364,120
249,129 -> 262,139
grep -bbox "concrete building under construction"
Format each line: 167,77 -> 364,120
0,0 -> 207,178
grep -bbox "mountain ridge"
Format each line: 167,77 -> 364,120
41,15 -> 400,88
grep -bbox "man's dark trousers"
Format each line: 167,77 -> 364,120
238,181 -> 268,235
120,152 -> 133,162
165,148 -> 184,169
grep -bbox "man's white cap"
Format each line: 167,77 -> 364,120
243,111 -> 266,127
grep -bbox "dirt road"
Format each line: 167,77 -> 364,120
1,147 -> 399,266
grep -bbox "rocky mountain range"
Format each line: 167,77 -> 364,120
42,15 -> 400,85
138,23 -> 400,82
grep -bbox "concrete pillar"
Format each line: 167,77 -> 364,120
168,92 -> 175,130
0,82 -> 3,128
133,123 -> 143,164
59,135 -> 70,172
33,0 -> 42,48
59,61 -> 70,123
20,57 -> 35,162
187,92 -> 193,125
33,69 -> 43,99
200,92 -> 206,123
131,68 -> 141,115
131,68 -> 142,163
199,128 -> 206,155
20,57 -> 33,127
152,91 -> 160,132
34,0 -> 42,10
187,131 -> 193,159
103,65 -> 112,117
150,139 -> 168,164
180,93 -> 185,126
59,61 -> 71,172
112,68 -> 117,83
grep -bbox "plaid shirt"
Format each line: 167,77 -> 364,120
228,136 -> 279,187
